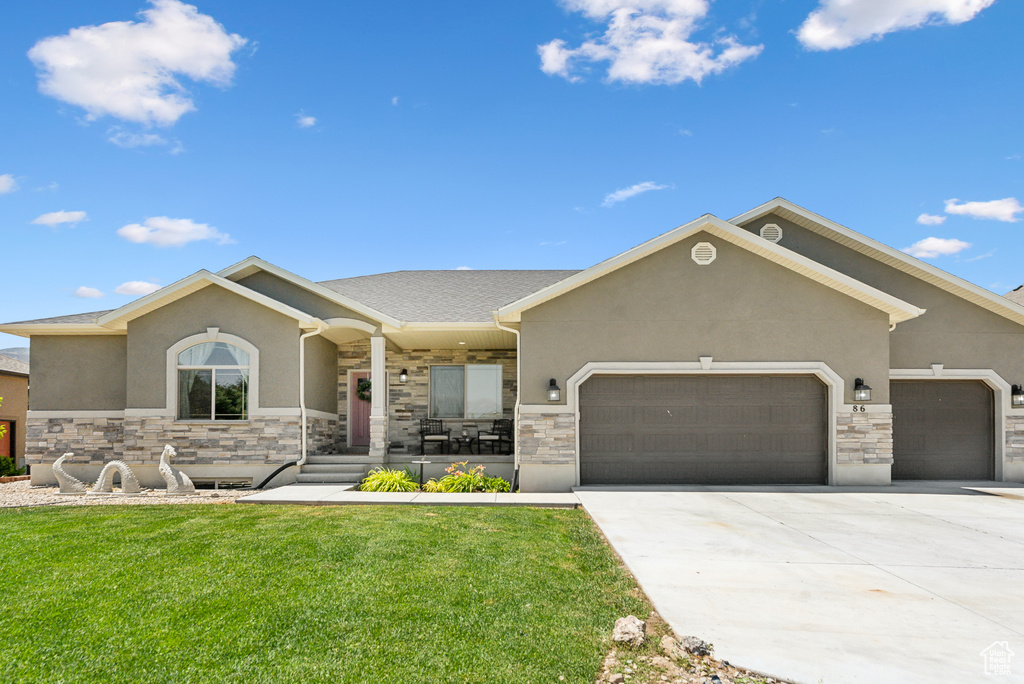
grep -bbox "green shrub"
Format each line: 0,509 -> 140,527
423,461 -> 511,493
0,456 -> 25,478
359,467 -> 419,492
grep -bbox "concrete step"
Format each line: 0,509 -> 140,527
305,454 -> 377,465
301,463 -> 367,474
295,472 -> 363,484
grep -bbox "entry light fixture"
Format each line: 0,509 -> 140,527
547,378 -> 561,402
853,378 -> 872,402
399,369 -> 409,384
1013,384 -> 1024,408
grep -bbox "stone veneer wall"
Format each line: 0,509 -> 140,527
836,411 -> 893,465
337,340 -> 516,455
518,413 -> 576,465
1006,416 -> 1024,463
26,417 -> 126,465
26,414 -> 336,466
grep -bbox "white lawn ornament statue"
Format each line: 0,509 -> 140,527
90,460 -> 141,495
52,452 -> 89,495
158,445 -> 195,495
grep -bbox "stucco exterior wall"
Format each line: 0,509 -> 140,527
0,373 -> 29,465
30,335 -> 127,410
305,334 -> 339,414
337,339 -> 516,455
519,232 -> 891,405
237,271 -> 377,324
126,284 -> 301,409
739,214 -> 1024,384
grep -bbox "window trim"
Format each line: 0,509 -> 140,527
166,328 -> 260,422
429,363 -> 504,420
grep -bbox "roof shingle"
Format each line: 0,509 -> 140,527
318,270 -> 579,322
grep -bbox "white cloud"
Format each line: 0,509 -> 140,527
115,281 -> 162,295
967,250 -> 995,262
798,0 -> 995,51
0,174 -> 18,194
74,286 -> 104,298
602,180 -> 668,207
539,0 -> 762,85
32,210 -> 87,227
916,213 -> 946,225
296,114 -> 316,128
391,96 -> 400,106
455,266 -> 473,270
944,197 -> 1023,222
28,0 -> 247,126
540,240 -> 569,246
903,237 -> 972,259
117,216 -> 233,247
107,127 -> 171,148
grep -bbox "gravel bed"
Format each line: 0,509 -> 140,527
0,480 -> 247,508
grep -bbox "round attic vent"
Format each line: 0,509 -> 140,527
691,241 -> 716,265
759,223 -> 783,243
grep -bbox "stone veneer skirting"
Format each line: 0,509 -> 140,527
26,414 -> 337,466
518,413 -> 576,465
338,340 -> 516,455
1007,416 -> 1024,462
835,411 -> 893,465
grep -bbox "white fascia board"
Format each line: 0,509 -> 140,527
217,256 -> 404,329
96,270 -> 325,331
399,322 -> 501,330
497,214 -> 924,325
0,324 -> 123,338
731,198 -> 1024,327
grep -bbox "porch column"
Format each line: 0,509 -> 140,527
369,333 -> 387,462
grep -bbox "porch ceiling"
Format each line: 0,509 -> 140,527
385,328 -> 515,350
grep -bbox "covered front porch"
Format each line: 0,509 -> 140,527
314,317 -> 519,484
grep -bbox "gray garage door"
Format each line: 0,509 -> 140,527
579,374 -> 828,485
891,380 -> 994,480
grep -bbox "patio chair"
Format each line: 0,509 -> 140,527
478,418 -> 513,455
419,419 -> 451,455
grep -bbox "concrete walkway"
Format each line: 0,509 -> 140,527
237,483 -> 579,508
575,482 -> 1024,683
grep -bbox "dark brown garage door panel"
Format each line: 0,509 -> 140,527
579,374 -> 828,485
891,380 -> 993,480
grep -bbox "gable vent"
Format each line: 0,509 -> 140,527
691,241 -> 717,265
759,223 -> 782,243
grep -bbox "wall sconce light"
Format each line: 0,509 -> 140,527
547,378 -> 561,402
398,369 -> 408,383
1012,384 -> 1024,407
853,378 -> 872,402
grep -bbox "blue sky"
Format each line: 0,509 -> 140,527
2,0 -> 1022,348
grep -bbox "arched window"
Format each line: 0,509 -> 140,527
177,341 -> 250,420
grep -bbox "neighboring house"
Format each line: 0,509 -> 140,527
2,198 -> 1023,492
0,353 -> 29,469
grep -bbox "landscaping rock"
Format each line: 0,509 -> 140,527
680,636 -> 711,656
612,615 -> 647,647
609,675 -> 625,684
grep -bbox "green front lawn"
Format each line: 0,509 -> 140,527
0,505 -> 647,683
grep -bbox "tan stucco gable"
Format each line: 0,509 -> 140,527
497,214 -> 924,327
732,198 -> 1024,329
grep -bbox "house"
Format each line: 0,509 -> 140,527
3,198 -> 1023,492
0,353 -> 29,470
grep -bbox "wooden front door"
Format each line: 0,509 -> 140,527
350,372 -> 371,447
0,421 -> 11,459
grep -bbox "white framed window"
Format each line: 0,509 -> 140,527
177,341 -> 250,420
166,329 -> 259,421
430,364 -> 503,419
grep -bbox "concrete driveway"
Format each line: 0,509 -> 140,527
575,483 -> 1024,683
